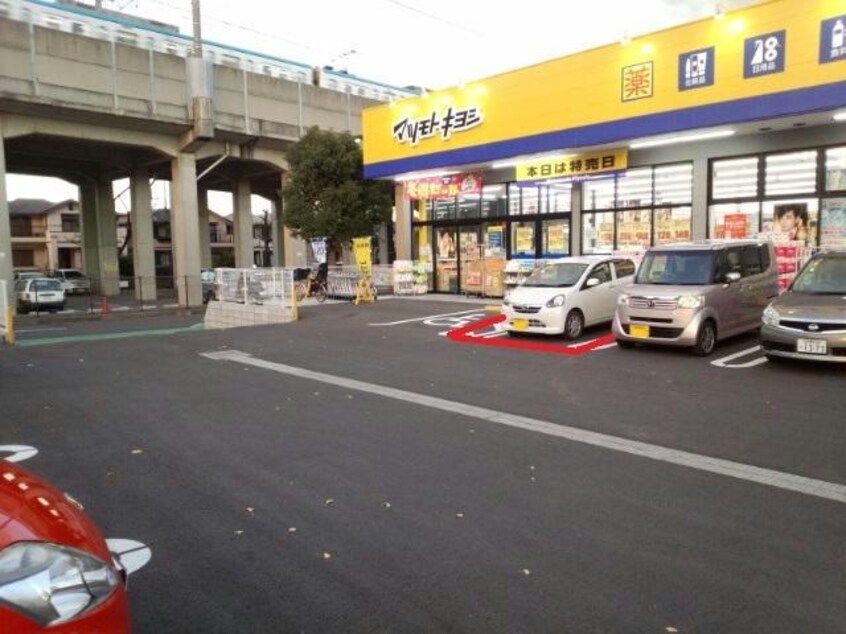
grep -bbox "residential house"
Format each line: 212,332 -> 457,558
116,209 -> 268,277
9,198 -> 83,273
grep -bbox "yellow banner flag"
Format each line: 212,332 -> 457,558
353,236 -> 372,277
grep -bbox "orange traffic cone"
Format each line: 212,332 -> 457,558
101,296 -> 111,316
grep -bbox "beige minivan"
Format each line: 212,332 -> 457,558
613,240 -> 778,356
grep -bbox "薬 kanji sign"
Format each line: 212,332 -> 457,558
621,62 -> 654,102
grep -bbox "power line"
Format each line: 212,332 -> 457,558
383,0 -> 484,38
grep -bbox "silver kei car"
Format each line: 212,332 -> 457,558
760,251 -> 846,363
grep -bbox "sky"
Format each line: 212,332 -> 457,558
5,0 -> 760,211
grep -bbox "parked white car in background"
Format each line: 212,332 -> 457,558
501,256 -> 636,338
15,277 -> 66,314
51,268 -> 91,294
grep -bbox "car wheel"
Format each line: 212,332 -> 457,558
691,320 -> 717,357
616,338 -> 635,349
563,310 -> 584,340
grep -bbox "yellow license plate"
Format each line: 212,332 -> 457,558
512,319 -> 528,330
629,324 -> 650,339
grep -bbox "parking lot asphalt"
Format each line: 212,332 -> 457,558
2,297 -> 844,633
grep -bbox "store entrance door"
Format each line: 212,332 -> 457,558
435,227 -> 458,293
459,226 -> 482,295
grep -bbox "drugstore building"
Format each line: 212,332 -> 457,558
361,0 -> 846,295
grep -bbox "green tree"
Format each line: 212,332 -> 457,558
282,127 -> 392,260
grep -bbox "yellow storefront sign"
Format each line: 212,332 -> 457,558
362,0 -> 846,179
515,149 -> 628,182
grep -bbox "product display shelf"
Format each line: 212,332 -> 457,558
773,241 -> 807,293
503,259 -> 539,295
392,260 -> 415,295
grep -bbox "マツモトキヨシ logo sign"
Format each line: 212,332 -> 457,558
392,106 -> 483,146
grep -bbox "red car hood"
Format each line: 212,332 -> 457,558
0,459 -> 111,562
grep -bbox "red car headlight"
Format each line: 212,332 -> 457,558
0,541 -> 119,626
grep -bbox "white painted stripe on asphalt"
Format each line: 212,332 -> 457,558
369,308 -> 483,326
711,345 -> 768,368
201,349 -> 846,505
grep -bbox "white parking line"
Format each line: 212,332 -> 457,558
201,349 -> 846,505
369,308 -> 482,326
711,345 -> 768,368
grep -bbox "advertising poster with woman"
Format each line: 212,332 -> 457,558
772,203 -> 811,243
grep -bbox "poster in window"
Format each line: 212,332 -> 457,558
772,202 -> 810,244
821,199 -> 846,247
547,224 -> 567,253
723,214 -> 748,238
516,226 -> 534,253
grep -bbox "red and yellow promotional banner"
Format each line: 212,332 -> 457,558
406,173 -> 483,200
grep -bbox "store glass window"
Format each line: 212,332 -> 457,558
654,164 -> 693,205
432,198 -> 455,220
548,183 -> 572,213
521,186 -> 540,215
582,212 -> 615,254
508,183 -> 522,215
765,151 -> 817,197
712,157 -> 759,199
457,192 -> 480,219
709,202 -> 760,239
825,147 -> 846,191
541,219 -> 570,258
762,198 -> 818,245
582,177 -> 615,210
481,184 -> 507,217
820,198 -> 846,247
615,210 -> 651,252
617,168 -> 653,208
654,207 -> 692,244
511,221 -> 536,257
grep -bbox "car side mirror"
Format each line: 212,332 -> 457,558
725,272 -> 741,283
585,278 -> 600,288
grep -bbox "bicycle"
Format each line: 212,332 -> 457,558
294,263 -> 328,303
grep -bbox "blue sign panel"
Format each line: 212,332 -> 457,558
678,47 -> 715,91
819,15 -> 846,63
744,30 -> 786,78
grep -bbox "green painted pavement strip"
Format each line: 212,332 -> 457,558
16,323 -> 204,346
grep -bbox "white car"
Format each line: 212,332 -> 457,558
15,277 -> 66,314
502,256 -> 636,338
52,268 -> 91,294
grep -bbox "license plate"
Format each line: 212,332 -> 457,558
512,319 -> 528,330
629,324 -> 650,339
39,293 -> 57,299
797,338 -> 827,355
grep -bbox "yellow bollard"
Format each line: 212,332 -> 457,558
5,307 -> 14,345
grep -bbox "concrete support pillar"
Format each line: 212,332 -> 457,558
198,187 -> 212,268
171,152 -> 202,306
0,136 -> 14,310
271,198 -> 285,267
394,183 -> 410,260
692,157 -> 709,240
80,182 -> 102,286
130,167 -> 157,302
96,180 -> 120,296
233,177 -> 254,268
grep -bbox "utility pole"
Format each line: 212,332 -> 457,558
183,0 -> 214,149
191,0 -> 202,58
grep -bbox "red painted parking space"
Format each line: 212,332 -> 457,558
446,314 -> 616,356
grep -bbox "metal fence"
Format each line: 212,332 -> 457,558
214,268 -> 295,306
324,265 -> 393,300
